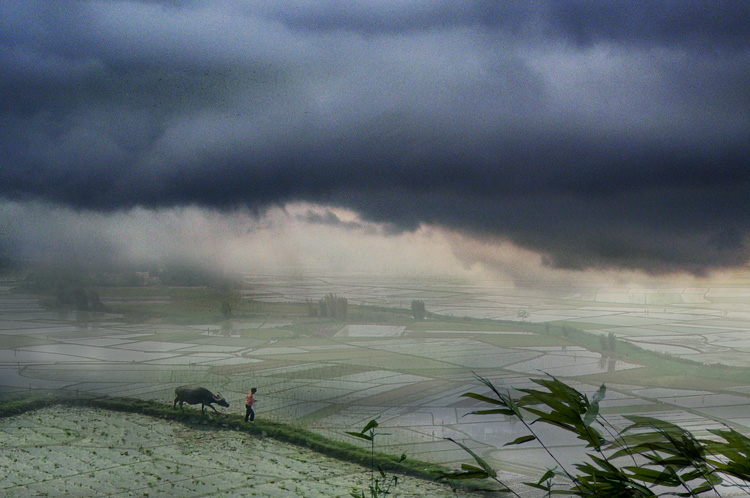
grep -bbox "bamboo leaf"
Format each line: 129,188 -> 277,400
461,463 -> 486,472
583,387 -> 604,428
689,484 -> 715,495
622,466 -> 677,485
582,404 -> 599,428
523,482 -> 553,491
360,418 -> 379,433
344,431 -> 373,441
592,383 -> 606,404
461,392 -> 506,405
537,468 -> 557,483
468,408 -> 516,416
440,464 -> 490,480
445,438 -> 497,478
504,435 -> 536,446
442,470 -> 490,480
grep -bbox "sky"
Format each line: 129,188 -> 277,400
1,1 -> 750,286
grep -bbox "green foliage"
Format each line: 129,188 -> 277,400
410,300 -> 426,320
446,373 -> 750,496
103,286 -> 255,324
346,418 -> 406,497
318,293 -> 348,319
220,299 -> 232,318
524,468 -> 558,497
600,331 -> 617,351
54,287 -> 108,311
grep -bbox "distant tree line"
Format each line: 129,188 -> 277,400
307,294 -> 348,319
18,261 -> 241,292
17,261 -> 244,314
411,300 -> 426,320
159,262 -> 241,290
57,287 -> 107,312
16,266 -> 106,311
600,331 -> 617,352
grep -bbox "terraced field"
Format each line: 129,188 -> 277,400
1,406 -> 474,497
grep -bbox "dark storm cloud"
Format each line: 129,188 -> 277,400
260,0 -> 750,47
544,1 -> 750,47
1,0 -> 750,274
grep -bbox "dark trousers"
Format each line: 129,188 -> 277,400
245,405 -> 255,422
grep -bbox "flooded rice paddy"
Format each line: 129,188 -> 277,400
3,274 -> 750,496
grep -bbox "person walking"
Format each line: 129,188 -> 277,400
245,387 -> 257,422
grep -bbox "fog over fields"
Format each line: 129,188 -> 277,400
4,271 -> 750,495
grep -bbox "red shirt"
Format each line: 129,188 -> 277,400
246,393 -> 256,407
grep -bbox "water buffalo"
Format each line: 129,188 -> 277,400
173,386 -> 229,413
